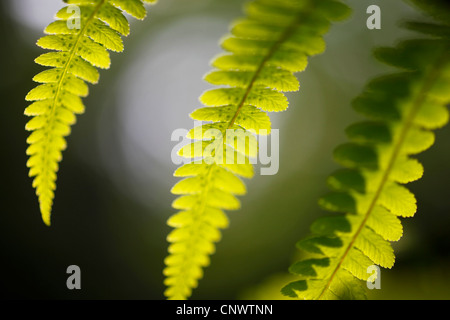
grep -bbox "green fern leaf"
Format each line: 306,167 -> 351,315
25,0 -> 157,226
164,0 -> 351,300
283,0 -> 450,300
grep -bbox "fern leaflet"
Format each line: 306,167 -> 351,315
25,0 -> 157,226
282,0 -> 450,300
164,0 -> 351,300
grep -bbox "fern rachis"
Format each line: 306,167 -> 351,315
25,0 -> 157,226
322,55 -> 447,299
282,0 -> 450,300
164,0 -> 351,300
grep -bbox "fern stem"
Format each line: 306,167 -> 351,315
47,1 -> 105,127
317,50 -> 449,299
37,0 -> 106,225
226,13 -> 305,129
168,12 -> 306,297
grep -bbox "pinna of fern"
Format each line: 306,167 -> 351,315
164,0 -> 351,300
25,0 -> 157,226
282,0 -> 450,300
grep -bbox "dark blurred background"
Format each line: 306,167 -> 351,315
0,0 -> 449,300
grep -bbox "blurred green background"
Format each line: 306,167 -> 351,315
0,0 -> 449,300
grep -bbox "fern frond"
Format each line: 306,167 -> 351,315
164,0 -> 351,300
25,0 -> 157,226
282,0 -> 450,300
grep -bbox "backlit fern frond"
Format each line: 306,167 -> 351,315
164,0 -> 351,300
282,0 -> 450,300
25,0 -> 157,226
